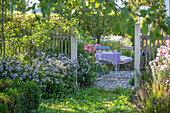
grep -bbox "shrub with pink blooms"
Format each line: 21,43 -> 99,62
84,43 -> 101,55
149,40 -> 170,79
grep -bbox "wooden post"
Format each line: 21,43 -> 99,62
71,27 -> 77,61
70,26 -> 77,86
134,22 -> 140,86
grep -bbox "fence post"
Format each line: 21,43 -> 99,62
134,22 -> 141,86
70,26 -> 77,86
71,27 -> 77,61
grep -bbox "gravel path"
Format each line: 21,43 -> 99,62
93,71 -> 135,90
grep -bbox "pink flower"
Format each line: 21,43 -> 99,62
168,60 -> 170,63
157,65 -> 161,69
162,50 -> 167,55
91,44 -> 94,47
156,57 -> 160,62
163,65 -> 168,68
160,46 -> 167,50
95,44 -> 101,46
160,66 -> 165,71
153,59 -> 158,63
84,43 -> 88,47
163,60 -> 167,64
84,47 -> 88,50
157,52 -> 161,56
151,65 -> 155,69
166,80 -> 170,84
160,65 -> 168,71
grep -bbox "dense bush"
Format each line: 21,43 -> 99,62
0,79 -> 41,113
0,53 -> 77,98
77,54 -> 96,87
0,51 -> 95,97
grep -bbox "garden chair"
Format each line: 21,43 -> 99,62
95,46 -> 111,75
118,47 -> 133,71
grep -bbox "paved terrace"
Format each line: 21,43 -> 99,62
93,71 -> 134,90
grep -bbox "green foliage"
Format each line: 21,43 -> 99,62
0,79 -> 41,113
38,88 -> 136,113
0,89 -> 22,113
1,0 -> 169,44
0,102 -> 8,113
53,0 -> 136,43
129,75 -> 134,86
138,68 -> 153,86
139,1 -> 169,42
20,81 -> 41,112
0,12 -> 72,57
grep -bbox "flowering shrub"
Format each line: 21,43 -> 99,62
0,51 -> 95,97
84,43 -> 101,55
149,40 -> 170,79
77,41 -> 97,86
77,54 -> 96,87
0,53 -> 78,98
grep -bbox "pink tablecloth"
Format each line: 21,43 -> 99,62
95,52 -> 121,66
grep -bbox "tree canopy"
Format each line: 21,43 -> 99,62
1,0 -> 170,43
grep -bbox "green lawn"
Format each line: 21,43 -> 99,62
37,88 -> 136,113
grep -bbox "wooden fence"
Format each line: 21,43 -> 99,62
0,29 -> 73,58
140,34 -> 170,69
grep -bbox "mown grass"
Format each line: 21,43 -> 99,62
37,88 -> 136,113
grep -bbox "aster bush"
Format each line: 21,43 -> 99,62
0,52 -> 78,98
0,51 -> 96,98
